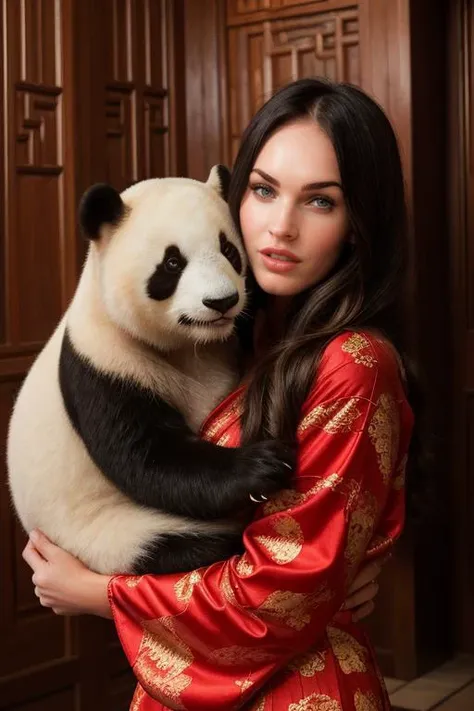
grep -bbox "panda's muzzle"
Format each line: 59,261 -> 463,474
178,314 -> 233,328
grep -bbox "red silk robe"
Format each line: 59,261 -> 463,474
108,331 -> 413,711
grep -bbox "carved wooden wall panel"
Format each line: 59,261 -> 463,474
227,6 -> 359,162
0,1 -> 185,708
99,0 -> 175,191
0,1 -> 83,704
227,0 -> 332,23
2,0 -> 70,347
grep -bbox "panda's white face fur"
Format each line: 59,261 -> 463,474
90,168 -> 246,351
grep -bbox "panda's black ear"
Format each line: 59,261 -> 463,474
79,183 -> 125,240
206,164 -> 231,202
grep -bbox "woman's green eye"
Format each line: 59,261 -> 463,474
311,196 -> 334,210
253,184 -> 274,199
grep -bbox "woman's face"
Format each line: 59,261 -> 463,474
239,118 -> 350,297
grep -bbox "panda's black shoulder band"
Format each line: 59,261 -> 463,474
58,329 -> 261,521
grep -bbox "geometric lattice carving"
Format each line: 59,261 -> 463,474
15,84 -> 62,173
104,0 -> 171,183
264,10 -> 359,89
105,83 -> 136,187
144,90 -> 169,179
227,7 -> 359,162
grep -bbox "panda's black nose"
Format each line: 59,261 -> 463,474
202,292 -> 239,315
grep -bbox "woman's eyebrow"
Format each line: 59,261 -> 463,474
251,168 -> 342,191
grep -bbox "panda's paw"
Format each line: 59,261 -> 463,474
237,440 -> 295,502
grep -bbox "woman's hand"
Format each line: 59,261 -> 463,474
342,558 -> 387,622
22,530 -> 112,618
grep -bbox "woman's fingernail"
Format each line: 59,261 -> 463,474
30,530 -> 38,542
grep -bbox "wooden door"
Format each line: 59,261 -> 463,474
0,1 -> 185,709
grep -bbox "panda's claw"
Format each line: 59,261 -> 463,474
249,493 -> 268,504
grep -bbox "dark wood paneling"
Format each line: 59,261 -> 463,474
0,0 -> 4,347
184,0 -> 229,180
448,0 -> 474,654
2,0 -> 73,347
227,0 -> 351,26
0,1 -> 186,709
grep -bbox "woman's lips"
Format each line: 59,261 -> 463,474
259,248 -> 301,273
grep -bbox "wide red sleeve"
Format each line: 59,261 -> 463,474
108,338 -> 411,711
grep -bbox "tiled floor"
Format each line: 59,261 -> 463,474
385,655 -> 474,710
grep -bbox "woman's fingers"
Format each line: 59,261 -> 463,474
351,600 -> 375,623
22,539 -> 47,570
347,560 -> 383,596
344,580 -> 379,611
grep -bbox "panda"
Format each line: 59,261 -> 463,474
7,165 -> 293,576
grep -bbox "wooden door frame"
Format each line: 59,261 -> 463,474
447,0 -> 474,654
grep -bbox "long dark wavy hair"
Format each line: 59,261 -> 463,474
230,78 -> 425,516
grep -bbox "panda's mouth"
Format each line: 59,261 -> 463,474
178,315 -> 233,329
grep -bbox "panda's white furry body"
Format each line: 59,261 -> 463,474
8,167 -> 292,575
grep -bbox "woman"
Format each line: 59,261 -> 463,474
23,78 -> 413,710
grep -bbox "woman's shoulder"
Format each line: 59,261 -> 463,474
317,329 -> 406,389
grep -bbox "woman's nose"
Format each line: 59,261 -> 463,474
269,204 -> 299,240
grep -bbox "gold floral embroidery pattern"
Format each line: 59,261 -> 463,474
202,393 -> 244,440
135,616 -> 194,709
257,585 -> 331,630
345,487 -> 378,576
125,576 -> 141,588
220,565 -> 239,605
174,570 -> 202,604
216,433 -> 230,447
327,627 -> 367,674
289,650 -> 326,676
289,692 -> 342,711
130,684 -> 146,711
393,453 -> 407,490
236,554 -> 254,576
307,473 -> 343,496
263,488 -> 306,515
354,690 -> 381,711
256,515 -> 304,564
298,398 -> 362,435
368,393 -> 400,483
250,696 -> 266,711
235,679 -> 254,692
342,333 -> 377,368
209,645 -> 276,666
262,475 -> 343,516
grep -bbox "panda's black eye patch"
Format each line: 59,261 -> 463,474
220,232 -> 242,275
147,245 -> 187,301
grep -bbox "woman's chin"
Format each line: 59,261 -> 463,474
254,271 -> 305,297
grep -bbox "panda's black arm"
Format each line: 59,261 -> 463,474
59,333 -> 292,520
